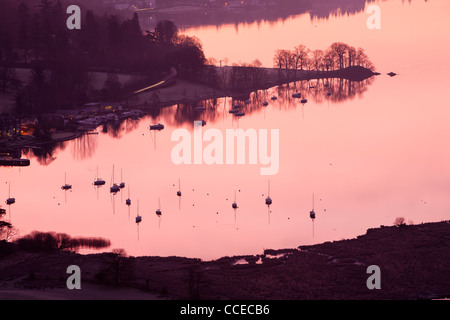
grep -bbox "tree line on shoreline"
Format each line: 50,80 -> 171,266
0,0 -> 207,113
206,42 -> 375,93
273,42 -> 375,72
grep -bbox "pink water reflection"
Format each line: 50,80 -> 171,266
2,0 -> 450,260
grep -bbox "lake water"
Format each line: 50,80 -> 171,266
1,0 -> 450,260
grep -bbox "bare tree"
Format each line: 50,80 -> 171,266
0,221 -> 17,242
312,49 -> 324,71
394,217 -> 406,227
355,47 -> 375,70
206,57 -> 218,66
273,49 -> 291,69
329,42 -> 349,69
176,35 -> 204,51
96,248 -> 134,287
250,59 -> 263,68
273,50 -> 282,69
323,48 -> 336,71
293,45 -> 310,70
347,46 -> 357,67
304,53 -> 314,72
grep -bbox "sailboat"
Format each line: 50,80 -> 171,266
177,178 -> 182,197
310,193 -> 316,237
125,185 -> 131,206
135,199 -> 142,223
265,180 -> 272,206
119,169 -> 125,189
5,182 -> 15,205
176,178 -> 182,210
110,165 -> 120,193
155,198 -> 162,216
231,190 -> 238,223
149,123 -> 164,130
155,198 -> 162,229
310,193 -> 316,220
93,166 -> 106,186
232,190 -> 238,209
136,199 -> 142,240
61,173 -> 72,190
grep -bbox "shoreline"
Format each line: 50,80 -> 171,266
0,131 -> 83,151
1,65 -> 377,153
128,65 -> 377,107
1,220 -> 448,300
1,65 -> 376,113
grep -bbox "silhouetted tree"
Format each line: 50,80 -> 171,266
82,13 -> 102,63
172,44 -> 205,79
275,42 -> 374,72
323,48 -> 336,71
96,249 -> 135,287
14,231 -> 110,251
312,49 -> 324,71
107,15 -> 121,52
1,2 -> 209,111
17,2 -> 31,62
273,49 -> 291,69
154,20 -> 178,46
121,13 -> 143,52
347,45 -> 356,67
29,13 -> 42,59
394,217 -> 406,227
0,219 -> 16,242
27,64 -> 50,112
330,42 -> 348,69
292,44 -> 309,70
355,47 -> 374,70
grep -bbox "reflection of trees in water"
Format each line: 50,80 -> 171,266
158,99 -> 223,128
275,76 -> 375,106
328,77 -> 375,103
141,0 -> 377,30
14,231 -> 111,252
308,0 -> 376,21
23,141 -> 67,166
71,134 -> 99,161
157,76 -> 375,126
102,118 -> 141,140
23,117 -> 143,164
23,75 -> 374,164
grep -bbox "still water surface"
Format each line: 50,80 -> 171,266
1,0 -> 450,260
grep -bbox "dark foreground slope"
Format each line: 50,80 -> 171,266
0,221 -> 449,300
